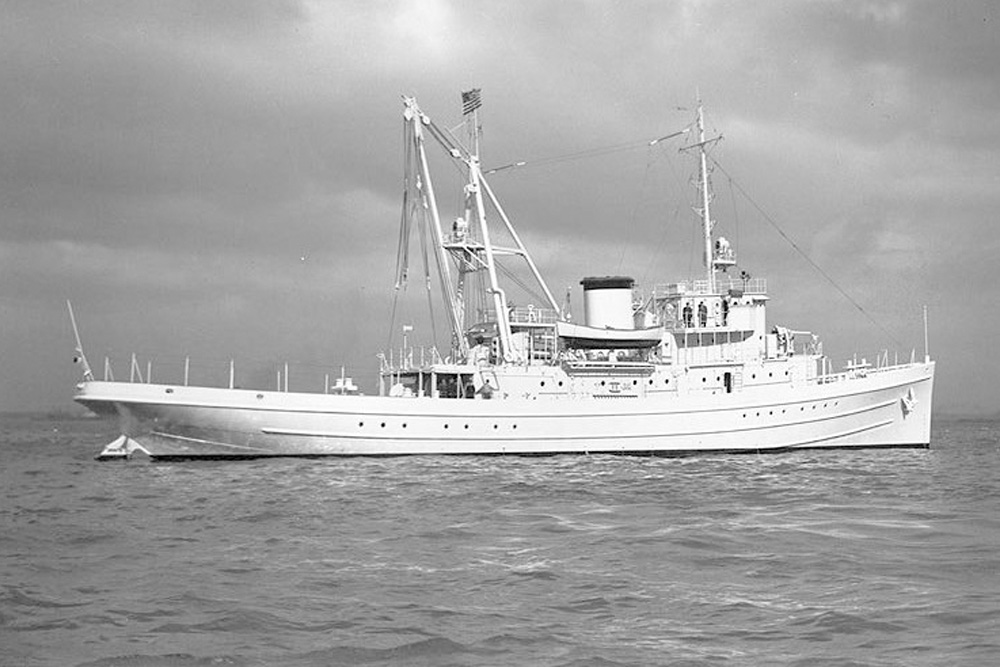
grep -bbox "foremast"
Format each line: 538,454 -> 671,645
462,98 -> 514,361
401,98 -> 467,359
399,93 -> 560,364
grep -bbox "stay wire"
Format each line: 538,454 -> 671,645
709,156 -> 902,348
727,173 -> 740,258
616,146 -> 658,272
415,201 -> 439,348
388,122 -> 413,352
484,137 -> 661,175
496,262 -> 548,308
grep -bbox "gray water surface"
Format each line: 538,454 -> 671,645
2,415 -> 998,666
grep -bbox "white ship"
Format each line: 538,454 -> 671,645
73,93 -> 934,460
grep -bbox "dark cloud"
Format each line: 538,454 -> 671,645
0,0 -> 994,414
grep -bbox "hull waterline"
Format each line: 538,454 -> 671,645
76,361 -> 934,460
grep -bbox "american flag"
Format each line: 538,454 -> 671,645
461,88 -> 482,115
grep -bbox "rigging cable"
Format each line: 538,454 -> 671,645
640,138 -> 691,285
615,146 -> 658,272
496,262 -> 548,308
415,192 -> 440,348
727,173 -> 740,258
485,137 -> 665,175
387,121 -> 414,353
709,156 -> 903,348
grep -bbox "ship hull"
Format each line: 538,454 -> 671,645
76,362 -> 934,459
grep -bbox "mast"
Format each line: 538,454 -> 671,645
453,91 -> 483,338
696,101 -> 715,294
680,99 -> 728,293
401,90 -> 560,365
402,97 -> 467,358
461,89 -> 518,361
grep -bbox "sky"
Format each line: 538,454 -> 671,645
1,0 -> 996,415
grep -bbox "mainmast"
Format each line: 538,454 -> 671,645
696,102 -> 715,294
462,89 -> 515,360
682,99 -> 730,293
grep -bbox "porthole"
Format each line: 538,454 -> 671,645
444,424 -> 449,429
632,380 -> 638,386
558,381 -> 564,387
512,424 -> 518,430
493,424 -> 498,430
380,422 -> 386,428
359,421 -> 364,427
540,381 -> 546,387
402,423 -> 407,428
464,424 -> 469,429
256,393 -> 264,399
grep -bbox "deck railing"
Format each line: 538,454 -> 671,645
651,277 -> 768,297
94,353 -> 373,395
508,305 -> 559,325
816,350 -> 921,385
378,346 -> 445,372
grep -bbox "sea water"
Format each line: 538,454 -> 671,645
1,414 -> 998,666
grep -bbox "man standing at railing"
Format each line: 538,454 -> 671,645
470,336 -> 490,366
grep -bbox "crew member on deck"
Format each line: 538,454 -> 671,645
470,336 -> 490,366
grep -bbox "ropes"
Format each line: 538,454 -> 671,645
484,137 -> 664,175
616,147 -> 658,272
710,156 -> 903,348
496,262 -> 548,308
